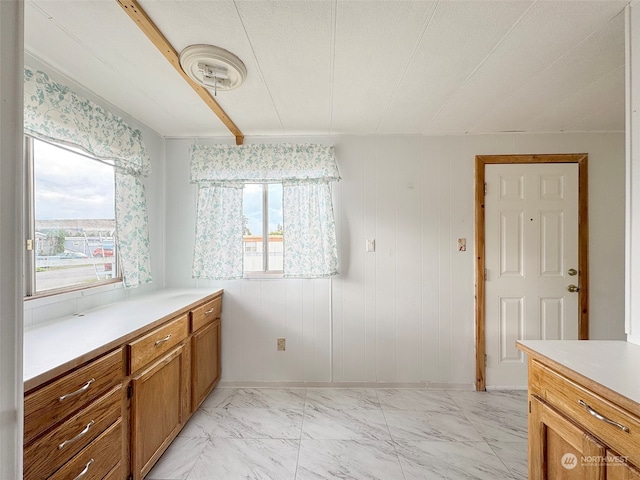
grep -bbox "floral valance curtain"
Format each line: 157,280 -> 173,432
190,144 -> 340,185
190,144 -> 340,279
24,66 -> 152,288
24,67 -> 151,176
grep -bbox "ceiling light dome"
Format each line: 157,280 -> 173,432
179,44 -> 247,93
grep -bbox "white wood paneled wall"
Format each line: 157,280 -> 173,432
0,1 -> 24,476
165,132 -> 625,386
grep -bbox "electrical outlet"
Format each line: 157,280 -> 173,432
277,337 -> 286,351
366,239 -> 376,252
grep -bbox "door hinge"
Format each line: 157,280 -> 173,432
26,239 -> 33,251
529,400 -> 532,414
484,269 -> 488,281
127,384 -> 133,399
484,353 -> 488,366
484,182 -> 487,196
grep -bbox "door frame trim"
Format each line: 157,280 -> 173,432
475,154 -> 589,391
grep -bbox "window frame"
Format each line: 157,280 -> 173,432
243,182 -> 284,278
23,135 -> 122,299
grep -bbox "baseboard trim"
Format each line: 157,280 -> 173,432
217,381 -> 476,390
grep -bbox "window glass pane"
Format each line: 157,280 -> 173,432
267,183 -> 283,271
33,139 -> 117,292
243,184 -> 263,272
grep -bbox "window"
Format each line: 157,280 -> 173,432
25,137 -> 120,296
242,183 -> 283,274
190,143 -> 340,280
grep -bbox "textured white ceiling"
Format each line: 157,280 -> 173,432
24,0 -> 628,139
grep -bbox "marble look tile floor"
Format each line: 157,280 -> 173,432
145,388 -> 527,480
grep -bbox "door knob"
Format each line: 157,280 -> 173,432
568,268 -> 577,276
567,284 -> 580,293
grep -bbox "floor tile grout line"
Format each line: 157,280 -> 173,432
293,387 -> 309,480
376,389 -> 410,480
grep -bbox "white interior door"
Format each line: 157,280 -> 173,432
485,163 -> 579,388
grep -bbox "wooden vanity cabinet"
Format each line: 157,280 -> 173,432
530,395 -> 606,479
525,356 -> 640,480
190,295 -> 222,412
130,343 -> 190,480
23,348 -> 124,480
606,452 -> 640,480
24,290 -> 223,480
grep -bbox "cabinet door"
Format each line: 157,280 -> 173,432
529,396 -> 606,480
191,318 -> 221,412
606,451 -> 640,480
131,344 -> 189,480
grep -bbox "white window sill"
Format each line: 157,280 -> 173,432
243,271 -> 284,280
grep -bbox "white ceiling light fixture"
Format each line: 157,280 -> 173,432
179,44 -> 247,96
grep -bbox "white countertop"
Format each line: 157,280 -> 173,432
517,340 -> 640,406
24,288 -> 222,390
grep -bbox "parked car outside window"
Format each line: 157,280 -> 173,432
93,245 -> 114,257
60,251 -> 88,259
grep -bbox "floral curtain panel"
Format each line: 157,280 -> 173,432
24,66 -> 152,288
190,144 -> 340,279
114,172 -> 153,288
283,183 -> 339,278
192,185 -> 244,280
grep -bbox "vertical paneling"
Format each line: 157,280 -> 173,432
395,138 -> 423,382
449,137 -> 475,384
421,137 -> 441,382
374,137 -> 398,382
284,280 -> 305,380
363,139 -> 379,383
334,137 -> 367,381
163,132 -> 625,386
437,137 -> 453,383
260,280 -> 287,381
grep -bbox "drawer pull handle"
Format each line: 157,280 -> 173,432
205,308 -> 215,315
73,459 -> 94,480
58,420 -> 95,450
154,334 -> 172,346
578,399 -> 630,433
59,379 -> 95,402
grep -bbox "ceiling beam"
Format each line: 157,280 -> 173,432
116,0 -> 244,145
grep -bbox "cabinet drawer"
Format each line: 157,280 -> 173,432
531,360 -> 640,466
103,462 -> 122,480
128,314 -> 189,373
24,348 -> 123,444
191,296 -> 221,332
24,386 -> 121,480
48,418 -> 122,480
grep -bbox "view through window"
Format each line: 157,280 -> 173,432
28,137 -> 119,295
243,183 -> 283,273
